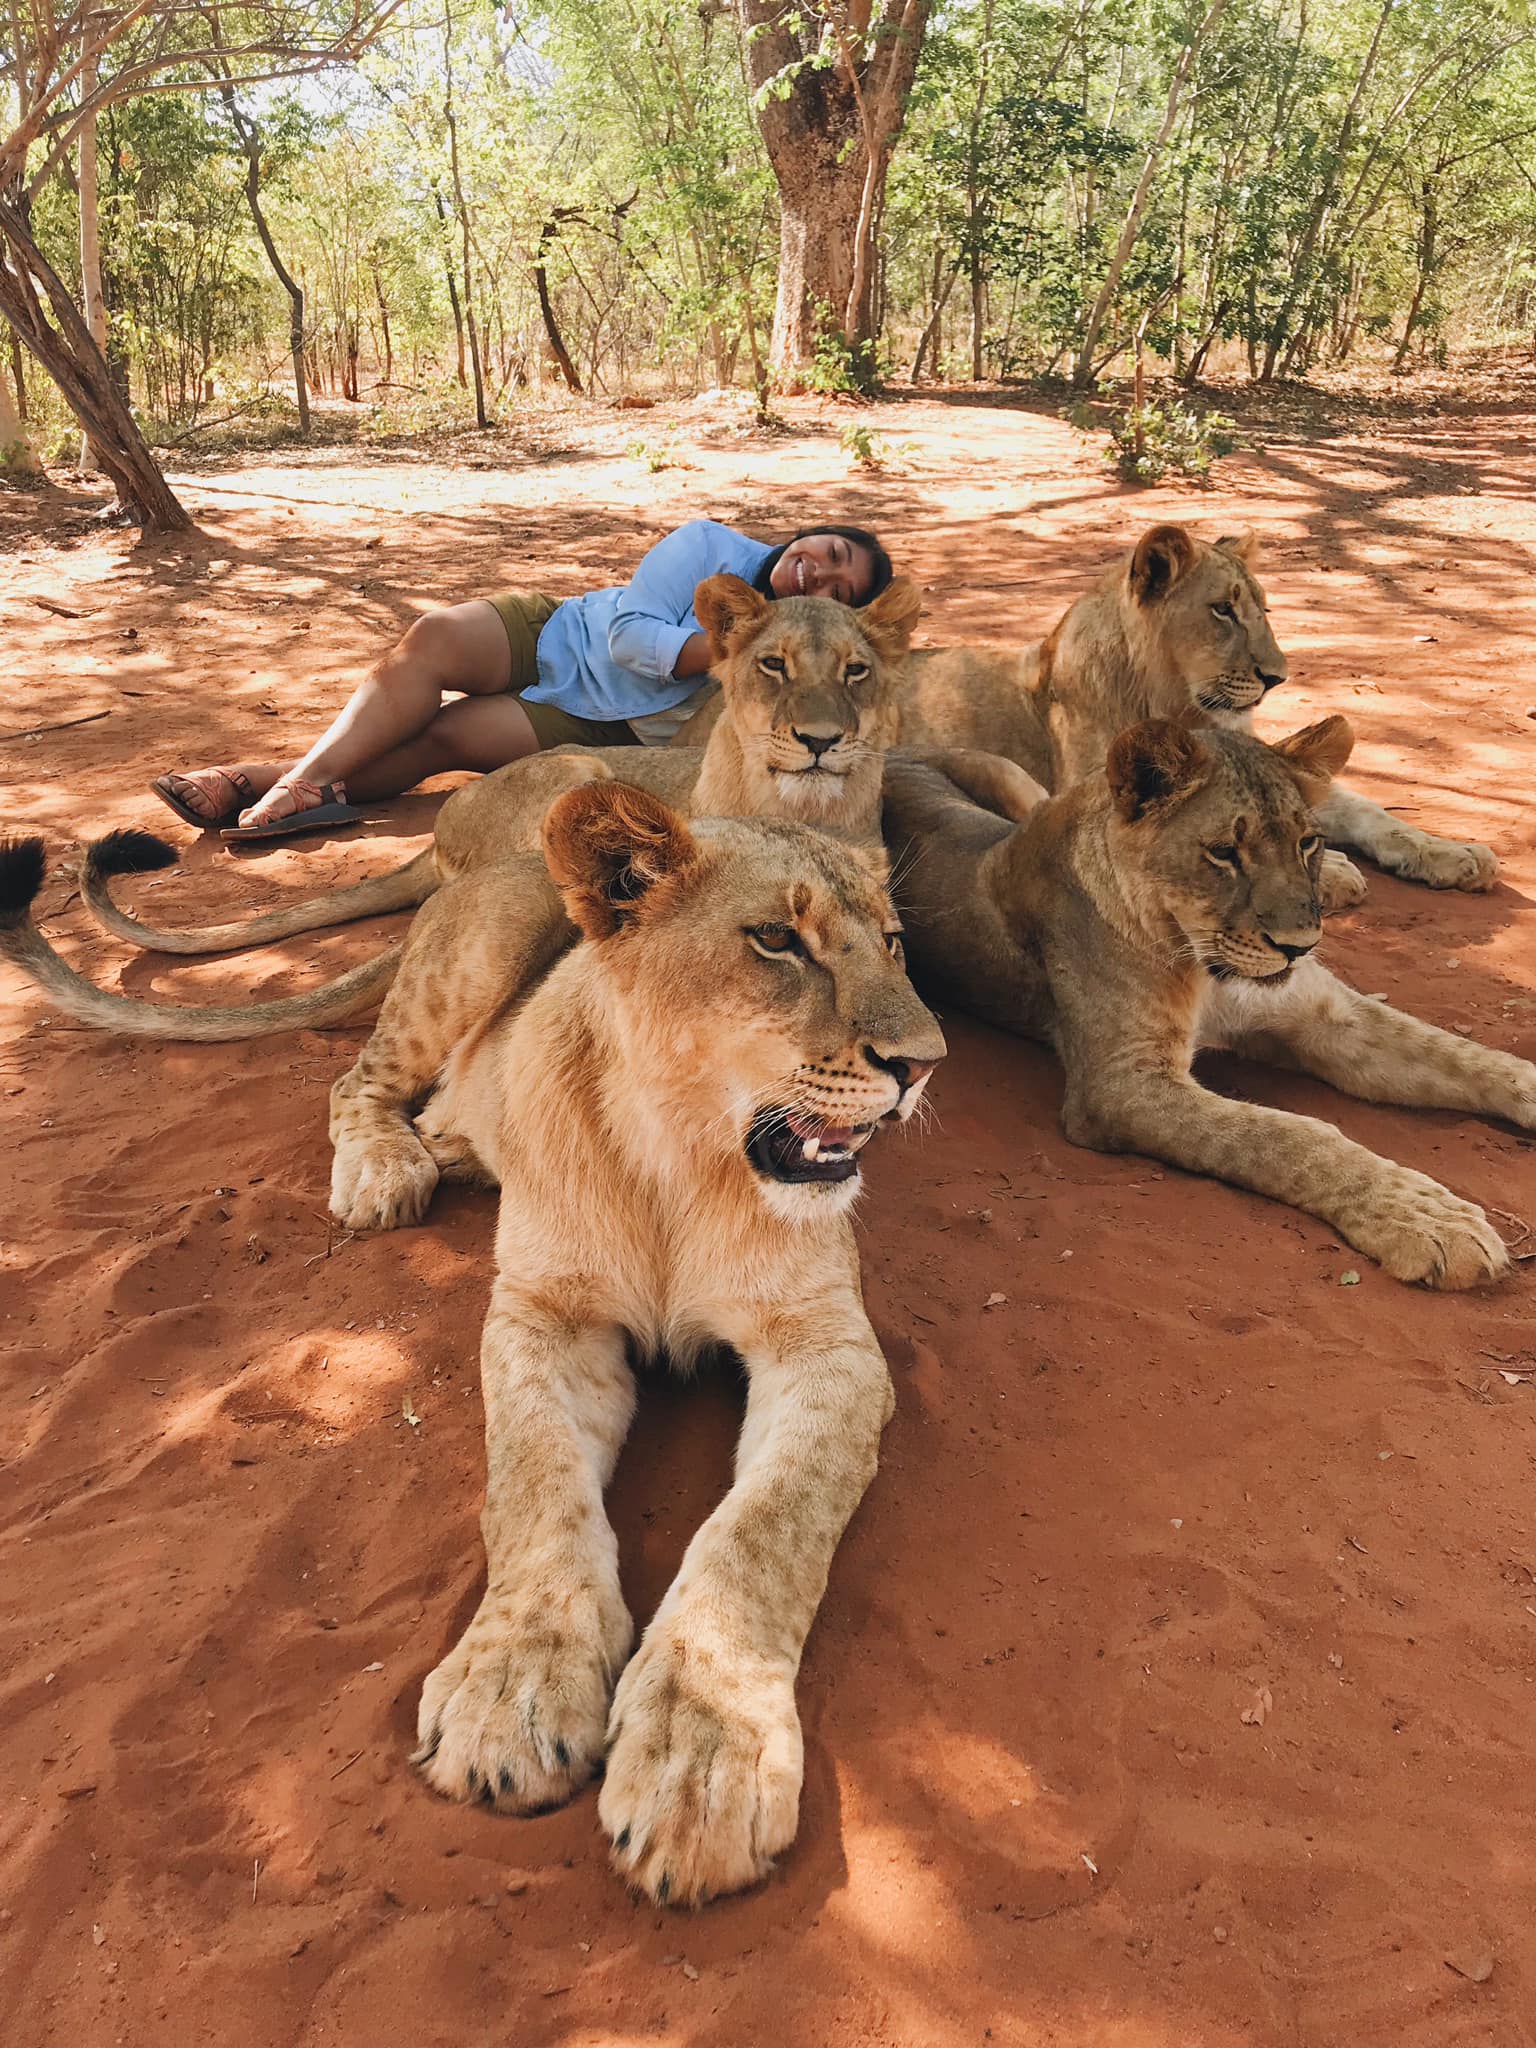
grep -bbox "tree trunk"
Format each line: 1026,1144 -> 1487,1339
78,31 -> 109,472
221,87 -> 310,437
737,0 -> 932,385
1392,177 -> 1436,372
1261,0 -> 1395,381
533,220 -> 583,394
431,191 -> 468,387
0,197 -> 190,531
373,264 -> 393,384
1072,0 -> 1230,387
910,251 -> 960,382
0,344 -> 41,475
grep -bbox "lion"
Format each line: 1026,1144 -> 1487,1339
898,524 -> 1496,897
881,716 -> 1533,1288
335,780 -> 943,1906
74,572 -> 1035,968
678,523 -> 1496,899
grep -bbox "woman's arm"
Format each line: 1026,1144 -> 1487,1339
606,523 -> 722,682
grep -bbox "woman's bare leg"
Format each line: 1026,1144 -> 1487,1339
167,601 -> 532,825
343,696 -> 544,800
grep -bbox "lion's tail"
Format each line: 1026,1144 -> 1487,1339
0,836 -> 398,1041
80,828 -> 439,955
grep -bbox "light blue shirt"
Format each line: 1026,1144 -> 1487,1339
529,520 -> 775,723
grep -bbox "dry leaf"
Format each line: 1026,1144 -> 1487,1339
681,1961 -> 700,1982
92,1923 -> 106,1947
1240,1686 -> 1273,1727
1339,1270 -> 1360,1286
401,1396 -> 422,1427
1499,1371 -> 1530,1386
983,1291 -> 1007,1309
1444,1952 -> 1494,1984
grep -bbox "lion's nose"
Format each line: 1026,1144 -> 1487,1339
793,729 -> 842,761
862,1046 -> 936,1092
1257,664 -> 1288,691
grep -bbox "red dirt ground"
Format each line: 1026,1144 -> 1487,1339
3,381 -> 1535,2048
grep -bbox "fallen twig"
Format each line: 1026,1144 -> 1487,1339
0,708 -> 112,743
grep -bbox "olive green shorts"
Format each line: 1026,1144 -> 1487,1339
486,588 -> 640,750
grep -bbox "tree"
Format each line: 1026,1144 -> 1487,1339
0,0 -> 405,529
737,0 -> 931,383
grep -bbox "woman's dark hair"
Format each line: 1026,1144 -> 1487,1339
753,524 -> 894,605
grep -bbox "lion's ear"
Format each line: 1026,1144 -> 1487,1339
1215,530 -> 1259,569
1128,523 -> 1197,604
541,781 -> 701,940
694,573 -> 770,658
857,576 -> 922,659
1271,716 -> 1354,803
1106,718 -> 1212,821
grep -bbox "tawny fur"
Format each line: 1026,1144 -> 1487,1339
882,717 -> 1533,1289
368,782 -> 944,1908
81,574 -> 930,965
895,525 -> 1497,895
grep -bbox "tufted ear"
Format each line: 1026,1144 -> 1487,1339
1271,716 -> 1354,804
1128,523 -> 1198,604
541,780 -> 702,941
1215,530 -> 1260,569
1106,718 -> 1213,822
855,576 -> 922,660
694,573 -> 771,660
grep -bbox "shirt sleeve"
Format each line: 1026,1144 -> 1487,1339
606,523 -> 713,682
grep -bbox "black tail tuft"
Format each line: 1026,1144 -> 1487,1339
0,835 -> 48,923
88,827 -> 179,879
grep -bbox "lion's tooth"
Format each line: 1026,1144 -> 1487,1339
803,1136 -> 820,1162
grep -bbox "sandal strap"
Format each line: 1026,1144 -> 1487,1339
246,774 -> 347,823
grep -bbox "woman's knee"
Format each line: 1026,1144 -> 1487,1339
392,602 -> 510,694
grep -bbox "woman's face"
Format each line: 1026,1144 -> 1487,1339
769,532 -> 877,607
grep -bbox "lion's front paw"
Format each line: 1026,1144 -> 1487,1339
414,1585 -> 631,1814
599,1623 -> 802,1907
1391,833 -> 1498,893
330,1128 -> 439,1231
1346,1174 -> 1510,1290
1318,849 -> 1367,913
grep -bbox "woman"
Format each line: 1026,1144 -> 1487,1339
154,519 -> 894,841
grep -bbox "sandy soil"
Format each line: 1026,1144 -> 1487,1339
3,376 -> 1536,2048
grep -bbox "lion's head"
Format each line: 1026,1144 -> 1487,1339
1124,525 -> 1289,717
542,779 -> 945,1218
1105,714 -> 1355,984
692,572 -> 922,818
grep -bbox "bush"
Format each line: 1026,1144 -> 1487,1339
1098,396 -> 1240,484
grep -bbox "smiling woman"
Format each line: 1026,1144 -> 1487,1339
150,517 -> 895,844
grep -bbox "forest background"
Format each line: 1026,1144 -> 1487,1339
5,0 -> 1536,532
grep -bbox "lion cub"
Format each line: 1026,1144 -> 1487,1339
884,718 -> 1534,1287
354,781 -> 943,1906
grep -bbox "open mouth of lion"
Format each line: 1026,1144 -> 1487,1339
747,1108 -> 879,1185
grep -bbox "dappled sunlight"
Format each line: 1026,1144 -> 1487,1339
5,387 -> 1536,2048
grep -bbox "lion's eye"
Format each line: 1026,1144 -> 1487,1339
747,923 -> 803,960
759,654 -> 788,676
845,661 -> 870,684
1300,833 -> 1324,859
883,930 -> 905,963
1212,602 -> 1237,622
1204,842 -> 1240,867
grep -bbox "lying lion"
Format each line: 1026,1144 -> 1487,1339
359,780 -> 941,1906
898,524 -> 1496,897
679,523 -> 1496,899
74,572 -> 1034,975
882,716 -> 1532,1287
